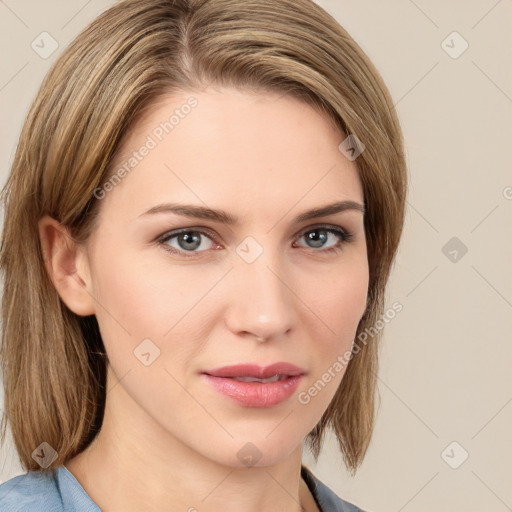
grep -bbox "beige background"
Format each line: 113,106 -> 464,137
1,1 -> 511,511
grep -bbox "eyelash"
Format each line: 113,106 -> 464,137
157,225 -> 354,258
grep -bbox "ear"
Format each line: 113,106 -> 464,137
38,215 -> 96,316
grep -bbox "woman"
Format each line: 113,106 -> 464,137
0,0 -> 407,510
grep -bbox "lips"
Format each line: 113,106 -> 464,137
202,363 -> 305,408
202,363 -> 305,379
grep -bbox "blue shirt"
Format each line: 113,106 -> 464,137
0,464 -> 367,511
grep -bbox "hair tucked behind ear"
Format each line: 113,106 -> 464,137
0,0 -> 406,476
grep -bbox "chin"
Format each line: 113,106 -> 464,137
204,436 -> 301,470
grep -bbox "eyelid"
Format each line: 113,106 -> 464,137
292,222 -> 350,240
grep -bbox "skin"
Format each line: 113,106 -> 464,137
39,86 -> 369,512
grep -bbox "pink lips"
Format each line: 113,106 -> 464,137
202,363 -> 305,408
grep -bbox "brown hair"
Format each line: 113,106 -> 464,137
0,0 -> 406,476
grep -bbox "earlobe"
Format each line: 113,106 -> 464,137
38,215 -> 96,316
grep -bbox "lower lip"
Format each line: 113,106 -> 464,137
203,374 -> 303,408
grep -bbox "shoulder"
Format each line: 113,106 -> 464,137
301,465 -> 371,512
0,469 -> 64,512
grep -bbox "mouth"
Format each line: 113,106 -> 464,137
202,362 -> 305,379
201,363 -> 305,408
222,374 -> 290,383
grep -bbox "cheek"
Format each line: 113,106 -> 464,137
306,259 -> 368,332
89,250 -> 225,361
302,258 -> 368,374
295,264 -> 368,416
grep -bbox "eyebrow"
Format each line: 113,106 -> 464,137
139,200 -> 365,224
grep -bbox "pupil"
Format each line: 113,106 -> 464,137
307,230 -> 327,248
179,232 -> 201,250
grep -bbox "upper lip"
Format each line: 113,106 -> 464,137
203,363 -> 305,378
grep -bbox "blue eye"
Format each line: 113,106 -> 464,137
158,225 -> 353,258
295,226 -> 353,252
159,229 -> 216,254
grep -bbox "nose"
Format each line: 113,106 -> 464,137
223,254 -> 297,343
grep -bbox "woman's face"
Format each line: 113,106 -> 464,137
81,86 -> 369,467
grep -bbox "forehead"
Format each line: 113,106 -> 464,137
99,87 -> 363,224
